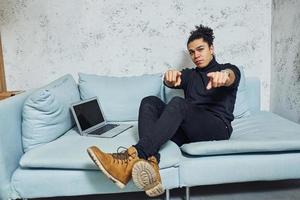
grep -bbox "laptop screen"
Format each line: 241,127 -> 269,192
73,99 -> 105,131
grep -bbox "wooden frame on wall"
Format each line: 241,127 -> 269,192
0,33 -> 7,93
0,33 -> 22,100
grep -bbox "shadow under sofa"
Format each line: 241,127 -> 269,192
1,72 -> 300,200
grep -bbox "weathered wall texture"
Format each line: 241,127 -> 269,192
0,0 -> 271,110
271,0 -> 300,123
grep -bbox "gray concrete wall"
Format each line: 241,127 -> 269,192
271,0 -> 300,123
0,0 -> 271,110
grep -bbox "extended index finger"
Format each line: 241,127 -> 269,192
207,72 -> 215,78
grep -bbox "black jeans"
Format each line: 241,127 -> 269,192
134,96 -> 230,162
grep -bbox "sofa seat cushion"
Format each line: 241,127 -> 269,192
181,111 -> 300,156
20,122 -> 181,170
11,166 -> 179,199
179,152 -> 300,187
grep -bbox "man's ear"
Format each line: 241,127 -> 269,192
210,45 -> 214,55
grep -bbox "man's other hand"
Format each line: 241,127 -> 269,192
206,70 -> 230,90
164,70 -> 182,87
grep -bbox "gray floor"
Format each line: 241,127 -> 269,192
35,179 -> 300,200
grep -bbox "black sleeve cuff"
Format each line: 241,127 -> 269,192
225,65 -> 241,89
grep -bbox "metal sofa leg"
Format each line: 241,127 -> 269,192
165,189 -> 170,200
185,186 -> 190,200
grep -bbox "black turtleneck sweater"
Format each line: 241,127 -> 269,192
164,57 -> 240,134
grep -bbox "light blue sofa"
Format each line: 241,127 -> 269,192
1,70 -> 300,200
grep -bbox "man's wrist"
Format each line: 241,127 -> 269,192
221,69 -> 230,75
221,69 -> 231,86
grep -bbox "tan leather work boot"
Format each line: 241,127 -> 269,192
87,146 -> 140,189
132,156 -> 165,197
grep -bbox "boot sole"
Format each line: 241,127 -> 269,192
132,160 -> 164,197
87,147 -> 125,189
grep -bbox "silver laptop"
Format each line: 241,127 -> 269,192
70,97 -> 133,138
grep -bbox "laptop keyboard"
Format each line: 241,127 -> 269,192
89,124 -> 119,135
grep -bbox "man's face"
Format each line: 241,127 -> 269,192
187,38 -> 214,68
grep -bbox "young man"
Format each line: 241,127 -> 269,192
87,25 -> 240,197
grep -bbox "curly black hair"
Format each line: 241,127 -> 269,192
187,25 -> 215,47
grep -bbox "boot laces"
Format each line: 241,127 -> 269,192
148,156 -> 159,171
148,156 -> 158,165
112,146 -> 135,164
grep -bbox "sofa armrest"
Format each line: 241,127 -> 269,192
0,90 -> 33,199
245,77 -> 261,113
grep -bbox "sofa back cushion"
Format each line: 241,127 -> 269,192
245,77 -> 261,113
78,73 -> 163,122
22,74 -> 80,152
163,66 -> 250,118
232,66 -> 250,118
